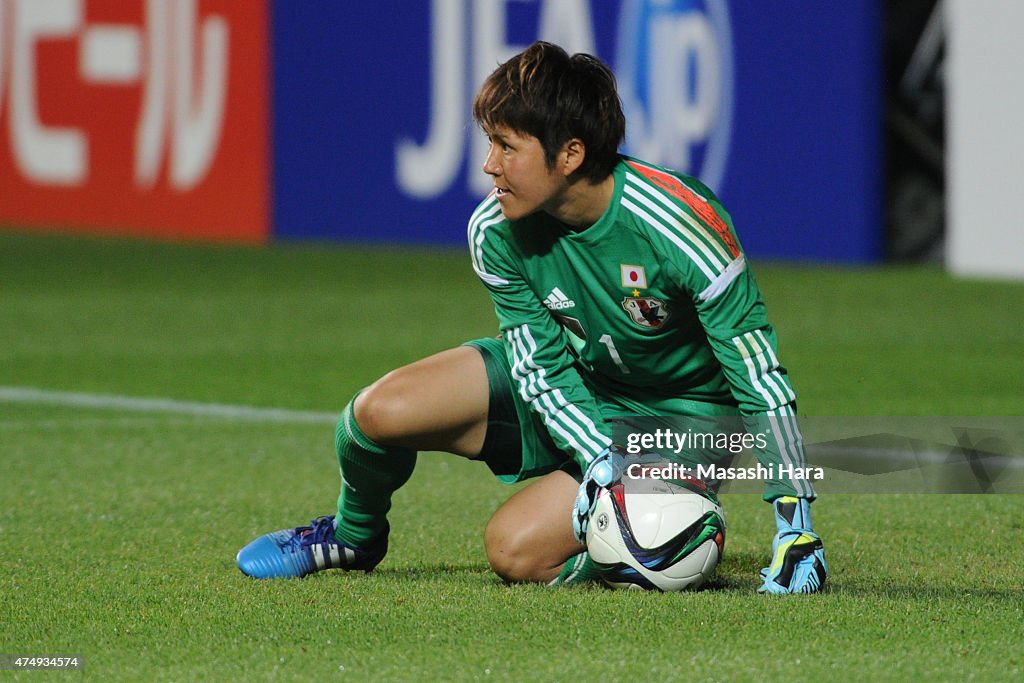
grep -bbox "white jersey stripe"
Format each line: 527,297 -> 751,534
507,327 -> 542,399
507,333 -> 599,458
624,173 -> 733,268
506,325 -> 609,458
754,329 -> 797,403
768,405 -> 798,469
468,197 -> 508,287
468,193 -> 495,225
507,327 -> 542,400
467,193 -> 502,235
622,182 -> 728,276
514,325 -> 609,456
624,173 -> 733,266
698,255 -> 746,303
622,196 -> 718,281
742,332 -> 787,407
552,388 -> 612,462
733,333 -> 784,409
767,406 -> 813,497
748,331 -> 796,406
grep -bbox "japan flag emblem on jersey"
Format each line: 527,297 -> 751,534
620,265 -> 648,289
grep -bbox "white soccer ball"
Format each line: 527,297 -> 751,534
586,477 -> 726,591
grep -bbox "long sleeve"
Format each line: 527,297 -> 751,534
694,262 -> 816,499
469,199 -> 612,470
625,159 -> 815,499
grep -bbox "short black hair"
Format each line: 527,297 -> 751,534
472,42 -> 626,183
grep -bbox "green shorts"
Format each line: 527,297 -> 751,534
465,337 -> 741,485
465,337 -> 568,483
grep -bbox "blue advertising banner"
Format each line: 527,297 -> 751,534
271,0 -> 881,262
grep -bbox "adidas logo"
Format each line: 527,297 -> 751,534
544,287 -> 576,310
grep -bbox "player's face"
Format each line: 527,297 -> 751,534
481,126 -> 567,221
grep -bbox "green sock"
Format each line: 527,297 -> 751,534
548,552 -> 603,587
334,397 -> 416,547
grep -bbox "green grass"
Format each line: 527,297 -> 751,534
1,231 -> 1023,681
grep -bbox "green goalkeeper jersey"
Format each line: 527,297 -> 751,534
469,156 -> 812,498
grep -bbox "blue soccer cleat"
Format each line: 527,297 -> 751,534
236,515 -> 388,579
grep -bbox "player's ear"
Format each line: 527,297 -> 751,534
560,138 -> 585,177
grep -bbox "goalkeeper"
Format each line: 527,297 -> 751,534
237,41 -> 826,594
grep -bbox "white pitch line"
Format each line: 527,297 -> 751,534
0,386 -> 338,424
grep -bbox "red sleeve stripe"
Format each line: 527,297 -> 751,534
626,160 -> 741,258
623,173 -> 732,280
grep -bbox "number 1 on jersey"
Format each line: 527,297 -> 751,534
598,334 -> 631,374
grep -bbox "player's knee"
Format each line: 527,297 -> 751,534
352,372 -> 415,444
484,515 -> 548,583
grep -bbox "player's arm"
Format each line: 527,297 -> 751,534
649,174 -> 826,593
468,205 -> 612,470
624,161 -> 808,469
693,266 -> 815,498
693,265 -> 827,594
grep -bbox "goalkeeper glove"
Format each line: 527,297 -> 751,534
758,496 -> 827,594
571,448 -> 625,544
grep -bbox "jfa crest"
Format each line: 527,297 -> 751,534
622,296 -> 670,328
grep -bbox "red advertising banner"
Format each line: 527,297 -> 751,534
0,0 -> 268,243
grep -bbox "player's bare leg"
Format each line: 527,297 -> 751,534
353,345 -> 490,457
484,469 -> 584,583
237,346 -> 491,579
238,344 -> 588,582
358,347 -> 589,583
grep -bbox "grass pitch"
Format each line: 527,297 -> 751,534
1,231 -> 1023,681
